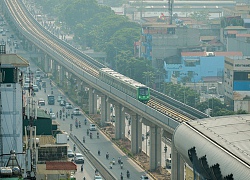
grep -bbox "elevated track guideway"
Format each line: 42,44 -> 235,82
4,0 -> 208,131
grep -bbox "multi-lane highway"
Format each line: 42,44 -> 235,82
27,60 -> 151,179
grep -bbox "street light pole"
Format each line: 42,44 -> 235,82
146,125 -> 148,156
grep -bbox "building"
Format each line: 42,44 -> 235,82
224,56 -> 250,112
164,51 -> 243,93
0,53 -> 29,167
140,23 -> 201,68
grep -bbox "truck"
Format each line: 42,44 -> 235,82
47,95 -> 55,105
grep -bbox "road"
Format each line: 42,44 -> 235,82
27,61 -> 150,180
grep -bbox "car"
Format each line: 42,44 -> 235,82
36,76 -> 41,82
49,112 -> 56,119
140,175 -> 149,180
10,34 -> 14,38
73,108 -> 81,115
60,100 -> 66,106
25,77 -> 30,83
57,95 -> 63,102
32,84 -> 39,92
74,153 -> 84,164
94,175 -> 103,180
65,102 -> 73,109
67,149 -> 74,158
38,98 -> 45,106
89,124 -> 97,131
23,83 -> 29,90
166,158 -> 171,168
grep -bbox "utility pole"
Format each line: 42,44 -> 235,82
25,68 -> 37,179
0,44 -> 6,166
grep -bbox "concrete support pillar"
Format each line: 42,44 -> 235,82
51,60 -> 56,74
59,66 -> 64,86
171,141 -> 185,180
131,114 -> 142,154
100,95 -> 108,126
37,56 -> 42,66
114,104 -> 125,139
44,55 -> 49,73
107,102 -> 111,122
149,126 -> 162,171
89,88 -> 97,114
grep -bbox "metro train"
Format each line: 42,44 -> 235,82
99,68 -> 150,103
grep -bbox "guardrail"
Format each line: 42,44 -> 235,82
70,133 -> 116,180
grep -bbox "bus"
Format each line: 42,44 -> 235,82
47,95 -> 55,105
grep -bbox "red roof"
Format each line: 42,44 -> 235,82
227,30 -> 237,34
214,52 -> 243,56
181,52 -> 206,56
181,51 -> 242,57
46,162 -> 77,171
236,34 -> 250,37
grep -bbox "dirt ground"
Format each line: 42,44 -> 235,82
90,114 -> 171,180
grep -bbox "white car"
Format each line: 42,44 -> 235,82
89,124 -> 97,131
67,149 -> 74,158
73,108 -> 81,115
94,175 -> 103,180
140,175 -> 149,180
32,84 -> 39,92
66,103 -> 73,109
74,153 -> 84,164
49,112 -> 56,119
57,95 -> 63,102
23,83 -> 29,90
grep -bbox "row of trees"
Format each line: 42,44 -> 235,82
34,0 -> 157,84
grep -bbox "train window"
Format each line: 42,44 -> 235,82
139,88 -> 149,95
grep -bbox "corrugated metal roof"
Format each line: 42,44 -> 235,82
200,36 -> 216,41
0,54 -> 29,67
174,115 -> 250,179
243,19 -> 250,23
224,26 -> 246,30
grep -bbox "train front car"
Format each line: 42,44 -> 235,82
137,86 -> 150,103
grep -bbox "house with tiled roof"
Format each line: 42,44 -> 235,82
36,161 -> 77,180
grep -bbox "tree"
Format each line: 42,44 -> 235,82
189,11 -> 210,22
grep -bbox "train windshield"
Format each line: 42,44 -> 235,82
139,88 -> 149,95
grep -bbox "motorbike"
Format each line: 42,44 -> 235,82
127,171 -> 130,179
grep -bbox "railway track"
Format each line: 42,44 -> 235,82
5,0 -> 208,123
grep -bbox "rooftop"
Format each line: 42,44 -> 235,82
224,26 -> 247,30
0,54 -> 29,67
37,162 -> 77,175
181,51 -> 243,57
174,114 -> 250,178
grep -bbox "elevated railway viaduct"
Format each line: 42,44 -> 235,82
3,0 -> 210,179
